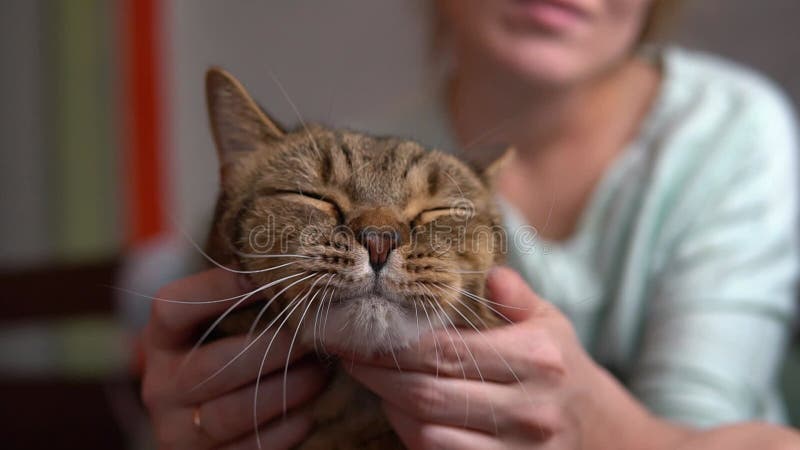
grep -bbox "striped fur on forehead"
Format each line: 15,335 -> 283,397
221,125 -> 491,211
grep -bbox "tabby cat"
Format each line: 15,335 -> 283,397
205,67 -> 508,449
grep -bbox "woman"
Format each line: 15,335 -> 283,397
140,0 -> 800,448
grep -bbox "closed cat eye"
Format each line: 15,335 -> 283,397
271,189 -> 346,223
411,206 -> 454,226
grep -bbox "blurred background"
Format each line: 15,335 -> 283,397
0,0 -> 798,448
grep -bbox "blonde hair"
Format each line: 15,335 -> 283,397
640,0 -> 683,42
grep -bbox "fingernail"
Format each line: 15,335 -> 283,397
485,266 -> 503,298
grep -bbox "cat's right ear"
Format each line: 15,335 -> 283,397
462,145 -> 515,188
205,67 -> 284,167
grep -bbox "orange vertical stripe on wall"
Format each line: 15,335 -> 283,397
122,0 -> 166,245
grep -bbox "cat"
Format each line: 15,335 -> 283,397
204,67 -> 509,449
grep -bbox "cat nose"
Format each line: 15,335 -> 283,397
357,228 -> 400,272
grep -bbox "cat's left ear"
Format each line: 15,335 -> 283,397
205,67 -> 285,167
470,146 -> 515,187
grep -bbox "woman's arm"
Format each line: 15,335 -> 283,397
677,423 -> 800,450
629,88 -> 799,425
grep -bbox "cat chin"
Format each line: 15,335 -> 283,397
302,294 -> 439,356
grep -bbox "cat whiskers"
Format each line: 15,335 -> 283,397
460,114 -> 516,154
388,342 -> 404,374
441,171 -> 472,227
321,285 -> 338,345
312,277 -> 336,355
175,219 -> 309,275
413,301 -> 421,347
254,281 -> 320,450
429,298 -> 500,435
449,303 -> 514,374
441,294 -> 537,412
108,284 -> 262,305
189,273 -> 317,392
436,281 -> 527,311
246,273 -> 320,340
448,269 -> 491,275
423,297 -> 471,427
434,283 -> 522,324
267,71 -> 323,160
233,249 -> 312,260
422,281 -> 523,433
180,272 -> 307,374
418,301 -> 441,379
319,287 -> 337,355
281,274 -> 331,421
311,289 -> 327,355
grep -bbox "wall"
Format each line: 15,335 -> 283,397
669,0 -> 800,104
0,0 -> 49,267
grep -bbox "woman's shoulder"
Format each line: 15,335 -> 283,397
660,46 -> 797,136
647,46 -> 798,179
640,47 -> 799,237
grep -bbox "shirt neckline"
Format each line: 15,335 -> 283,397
487,46 -> 680,252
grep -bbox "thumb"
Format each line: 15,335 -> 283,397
485,266 -> 544,322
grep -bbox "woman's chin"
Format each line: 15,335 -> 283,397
476,29 -> 600,86
499,46 -> 592,86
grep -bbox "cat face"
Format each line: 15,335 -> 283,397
206,68 -> 506,355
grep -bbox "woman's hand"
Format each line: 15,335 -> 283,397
139,269 -> 328,450
341,267 -> 690,450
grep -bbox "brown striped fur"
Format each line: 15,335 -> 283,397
205,68 -> 508,449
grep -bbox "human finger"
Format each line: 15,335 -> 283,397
348,326 -> 564,384
197,361 -> 327,443
485,267 -> 550,322
346,363 -> 514,434
148,269 -> 259,350
174,329 -> 313,404
215,410 -> 314,450
383,401 -> 505,450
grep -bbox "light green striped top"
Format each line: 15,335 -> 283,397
355,46 -> 800,426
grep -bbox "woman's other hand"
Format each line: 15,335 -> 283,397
139,269 -> 328,450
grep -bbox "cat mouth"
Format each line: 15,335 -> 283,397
327,286 -> 411,311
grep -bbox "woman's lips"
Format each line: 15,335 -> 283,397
508,0 -> 591,33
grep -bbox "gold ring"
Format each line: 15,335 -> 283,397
192,406 -> 204,434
